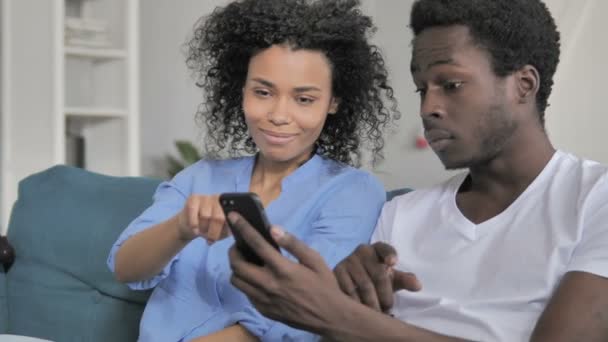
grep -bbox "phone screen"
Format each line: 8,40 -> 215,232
219,192 -> 280,265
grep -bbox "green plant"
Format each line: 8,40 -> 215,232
167,140 -> 202,178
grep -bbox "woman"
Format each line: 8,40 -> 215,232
108,0 -> 398,341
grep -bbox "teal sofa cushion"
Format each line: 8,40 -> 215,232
5,165 -> 161,341
386,187 -> 412,200
0,268 -> 7,333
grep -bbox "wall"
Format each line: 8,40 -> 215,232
545,0 -> 608,162
358,0 -> 455,190
139,0 -> 607,189
0,1 -> 4,231
139,0 -> 230,177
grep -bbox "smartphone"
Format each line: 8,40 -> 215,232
219,192 -> 280,265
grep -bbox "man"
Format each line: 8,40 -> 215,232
227,0 -> 608,340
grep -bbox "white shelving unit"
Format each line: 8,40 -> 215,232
0,0 -> 140,234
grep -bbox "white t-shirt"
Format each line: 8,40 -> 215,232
374,151 -> 608,341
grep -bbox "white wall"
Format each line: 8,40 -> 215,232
545,0 -> 608,163
359,0 -> 455,190
139,0 -> 230,177
139,0 -> 607,190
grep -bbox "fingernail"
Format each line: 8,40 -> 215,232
387,255 -> 398,265
227,212 -> 238,224
270,226 -> 285,240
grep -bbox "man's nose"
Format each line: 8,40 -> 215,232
419,90 -> 446,120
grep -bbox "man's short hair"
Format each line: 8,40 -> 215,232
410,0 -> 561,122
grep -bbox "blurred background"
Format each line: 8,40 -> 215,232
1,0 -> 606,232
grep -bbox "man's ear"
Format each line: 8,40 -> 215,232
516,65 -> 540,104
328,97 -> 340,115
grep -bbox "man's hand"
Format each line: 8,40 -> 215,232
227,212 -> 347,334
227,213 -> 472,342
334,242 -> 422,312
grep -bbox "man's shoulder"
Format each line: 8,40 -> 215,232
553,150 -> 608,192
556,150 -> 608,173
382,173 -> 466,214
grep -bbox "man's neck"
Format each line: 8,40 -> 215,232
467,128 -> 555,193
457,127 -> 555,224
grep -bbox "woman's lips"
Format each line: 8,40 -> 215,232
259,129 -> 298,145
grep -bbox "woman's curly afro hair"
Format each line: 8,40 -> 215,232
186,0 -> 399,166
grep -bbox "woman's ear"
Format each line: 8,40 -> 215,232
328,97 -> 340,115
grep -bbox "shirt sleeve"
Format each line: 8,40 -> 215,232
567,174 -> 608,277
106,172 -> 190,290
371,194 -> 401,244
231,171 -> 387,341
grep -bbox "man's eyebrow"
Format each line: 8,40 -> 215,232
411,58 -> 456,73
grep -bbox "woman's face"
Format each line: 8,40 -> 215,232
242,44 -> 338,165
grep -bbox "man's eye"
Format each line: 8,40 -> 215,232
444,81 -> 464,91
415,88 -> 427,96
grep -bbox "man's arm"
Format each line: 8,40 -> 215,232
227,212 -> 472,342
322,297 -> 471,342
530,271 -> 608,341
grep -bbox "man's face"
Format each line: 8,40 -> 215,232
411,25 -> 519,170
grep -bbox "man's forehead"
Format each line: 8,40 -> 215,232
410,26 -> 473,73
411,46 -> 456,73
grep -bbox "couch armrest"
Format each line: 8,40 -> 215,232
0,235 -> 15,272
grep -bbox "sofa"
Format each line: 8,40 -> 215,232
0,166 -> 161,341
0,165 -> 410,341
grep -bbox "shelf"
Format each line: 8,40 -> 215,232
65,46 -> 126,60
1,0 -> 140,233
65,106 -> 128,118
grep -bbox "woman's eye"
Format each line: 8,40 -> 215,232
254,89 -> 271,97
296,97 -> 315,105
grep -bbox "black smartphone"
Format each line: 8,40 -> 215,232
219,192 -> 280,265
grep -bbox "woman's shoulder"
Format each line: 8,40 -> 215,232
168,156 -> 254,188
318,156 -> 379,179
176,156 -> 252,175
314,157 -> 385,194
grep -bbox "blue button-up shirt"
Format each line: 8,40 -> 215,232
108,154 -> 385,341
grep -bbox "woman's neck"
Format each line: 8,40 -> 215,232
249,151 -> 313,205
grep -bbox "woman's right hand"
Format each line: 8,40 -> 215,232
176,194 -> 231,244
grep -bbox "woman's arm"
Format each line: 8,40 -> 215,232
190,325 -> 259,342
111,185 -> 229,284
114,214 -> 188,283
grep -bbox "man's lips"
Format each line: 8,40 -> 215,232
424,129 -> 453,144
424,129 -> 455,151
